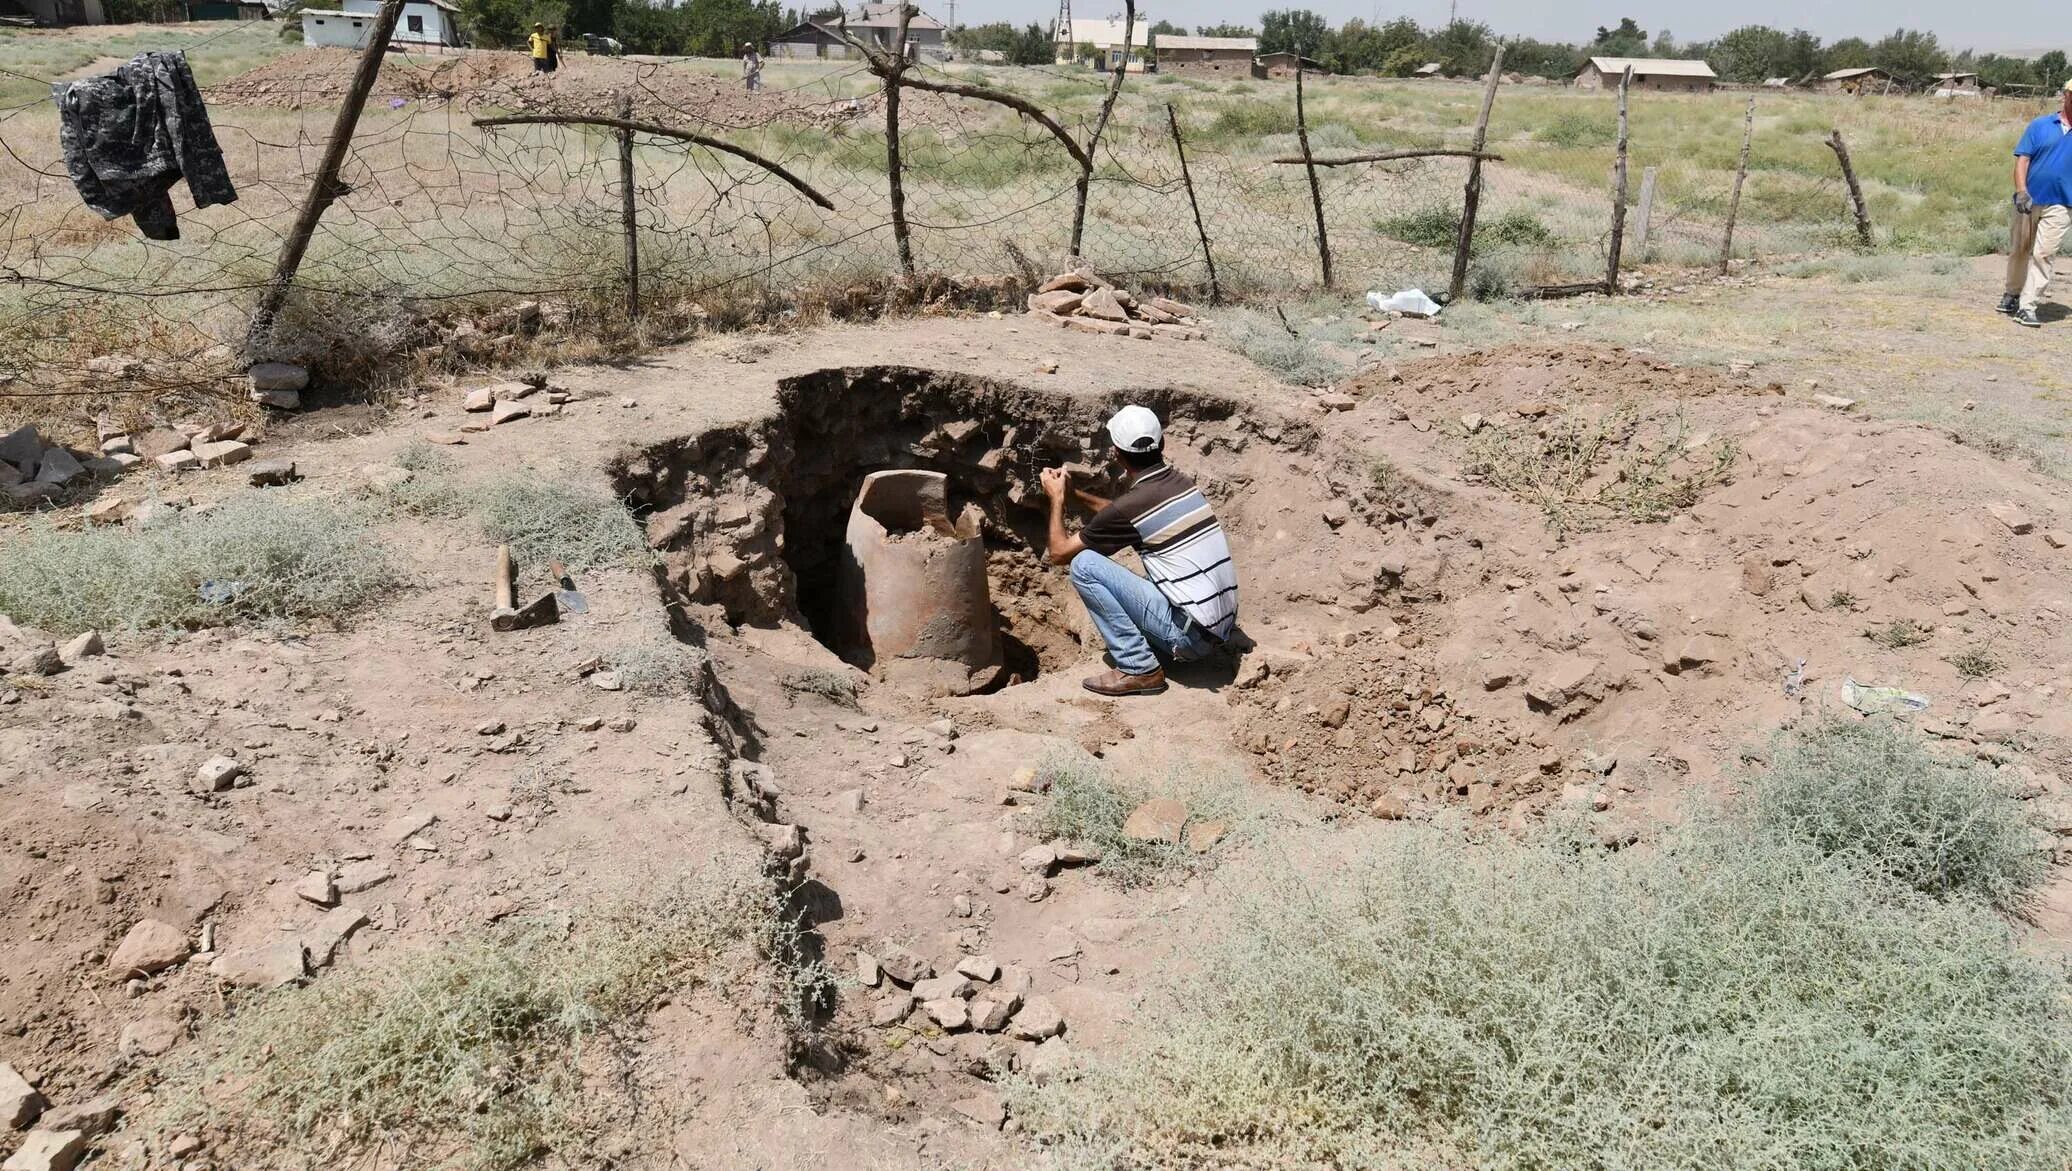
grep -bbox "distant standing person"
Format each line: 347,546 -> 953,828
742,43 -> 763,93
2002,80 -> 2072,326
528,22 -> 552,73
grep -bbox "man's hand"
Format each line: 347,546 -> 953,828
1040,466 -> 1068,502
2018,190 -> 2036,215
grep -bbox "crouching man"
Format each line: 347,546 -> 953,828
1040,405 -> 1239,697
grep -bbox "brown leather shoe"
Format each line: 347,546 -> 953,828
1082,666 -> 1167,697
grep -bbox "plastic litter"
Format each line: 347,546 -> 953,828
1840,677 -> 1929,714
1367,288 -> 1443,318
198,579 -> 246,606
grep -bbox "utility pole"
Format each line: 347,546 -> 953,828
1054,0 -> 1071,61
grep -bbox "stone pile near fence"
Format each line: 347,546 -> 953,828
1025,267 -> 1208,342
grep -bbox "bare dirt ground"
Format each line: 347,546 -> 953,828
4,277 -> 2071,1166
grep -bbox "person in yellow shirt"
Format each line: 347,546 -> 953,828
528,22 -> 553,73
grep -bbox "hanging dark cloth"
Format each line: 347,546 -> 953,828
54,50 -> 238,241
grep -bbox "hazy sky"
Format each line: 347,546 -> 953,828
960,0 -> 2056,56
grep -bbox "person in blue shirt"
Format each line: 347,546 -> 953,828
2002,81 -> 2072,326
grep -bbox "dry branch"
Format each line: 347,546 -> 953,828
1268,148 -> 1504,166
895,74 -> 1091,169
472,115 -> 835,210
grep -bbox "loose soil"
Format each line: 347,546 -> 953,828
3,313 -> 2070,1168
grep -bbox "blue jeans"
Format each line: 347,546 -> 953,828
1069,550 -> 1216,675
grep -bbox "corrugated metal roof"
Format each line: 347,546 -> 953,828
1583,56 -> 1717,79
1823,67 -> 1886,79
1156,35 -> 1256,51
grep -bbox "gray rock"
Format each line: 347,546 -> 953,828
303,905 -> 369,967
1018,844 -> 1058,875
875,943 -> 933,985
209,940 -> 308,989
856,950 -> 882,987
0,1061 -> 42,1129
1007,995 -> 1064,1040
870,991 -> 913,1027
251,388 -> 301,410
921,997 -> 969,1029
293,869 -> 336,907
966,993 -> 1014,1032
36,1094 -> 119,1138
57,631 -> 102,665
1,1128 -> 85,1171
911,975 -> 972,1002
1022,1037 -> 1074,1085
79,457 -> 129,478
107,919 -> 189,978
948,1089 -> 1005,1129
10,645 -> 61,676
32,449 -> 84,486
335,860 -> 394,893
246,459 -> 299,487
117,1014 -> 183,1058
955,955 -> 999,982
193,756 -> 245,792
0,426 -> 41,467
247,362 -> 309,393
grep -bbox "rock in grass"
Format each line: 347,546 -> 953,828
37,1095 -> 119,1139
208,941 -> 308,989
10,645 -> 61,676
1120,798 -> 1187,845
118,1014 -> 184,1058
1007,995 -> 1064,1040
57,631 -> 102,665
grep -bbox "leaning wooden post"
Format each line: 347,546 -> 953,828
616,92 -> 639,320
1449,42 -> 1504,302
884,3 -> 916,278
1719,95 -> 1754,274
1295,65 -> 1332,289
1166,103 -> 1220,305
1826,128 -> 1873,247
1604,64 -> 1632,292
245,0 -> 402,356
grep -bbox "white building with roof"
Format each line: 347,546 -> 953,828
1573,56 -> 1716,92
303,0 -> 460,48
1057,17 -> 1149,69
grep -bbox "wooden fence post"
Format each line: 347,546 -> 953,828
884,3 -> 915,278
1826,129 -> 1874,247
1604,65 -> 1632,292
1449,43 -> 1504,303
1719,95 -> 1754,275
616,93 -> 638,320
245,0 -> 403,356
1070,0 -> 1134,257
1295,65 -> 1332,289
1166,103 -> 1220,305
1632,166 -> 1658,260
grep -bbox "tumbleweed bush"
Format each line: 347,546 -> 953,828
478,475 -> 650,574
0,495 -> 396,634
157,861 -> 819,1169
1014,808 -> 2071,1168
1744,716 -> 2045,912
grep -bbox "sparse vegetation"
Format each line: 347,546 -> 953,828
1376,206 -> 1557,252
0,495 -> 397,635
1463,406 -> 1738,535
1949,644 -> 2004,679
1217,310 -> 1351,388
1827,589 -> 1859,611
155,864 -> 820,1170
1864,617 -> 1934,649
479,476 -> 650,574
603,636 -> 711,696
780,667 -> 861,706
1013,721 -> 2072,1169
373,442 -> 468,518
1744,718 -> 2044,911
1030,754 -> 1247,888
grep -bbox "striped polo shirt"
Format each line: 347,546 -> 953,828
1080,464 -> 1239,639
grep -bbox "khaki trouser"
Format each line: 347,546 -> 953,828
2006,202 -> 2072,310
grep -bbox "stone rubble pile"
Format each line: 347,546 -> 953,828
1025,266 -> 1208,342
1,417 -> 294,510
452,373 -> 573,435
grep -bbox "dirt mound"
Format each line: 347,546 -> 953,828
205,47 -> 956,132
1354,343 -> 1755,416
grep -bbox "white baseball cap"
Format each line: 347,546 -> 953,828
1105,404 -> 1162,453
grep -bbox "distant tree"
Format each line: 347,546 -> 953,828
1824,36 -> 1873,72
1259,8 -> 1330,58
563,0 -> 615,36
1648,28 -> 1676,56
1780,28 -> 1823,79
1708,24 -> 1791,82
1148,18 -> 1185,40
949,20 -> 1017,52
1424,18 -> 1493,76
1505,37 -> 1584,79
2039,49 -> 2067,90
1196,22 -> 1256,37
1870,27 -> 1948,85
1379,43 -> 1425,76
1592,17 -> 1646,57
1323,16 -> 1417,74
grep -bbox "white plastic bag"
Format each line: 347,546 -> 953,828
1366,289 -> 1443,318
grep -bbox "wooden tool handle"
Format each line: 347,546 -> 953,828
494,544 -> 514,610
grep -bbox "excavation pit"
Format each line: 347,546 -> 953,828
612,365 -> 1422,703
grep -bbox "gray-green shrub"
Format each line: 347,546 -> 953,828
0,495 -> 396,634
478,476 -> 649,574
1013,822 -> 2072,1170
1744,716 -> 2045,911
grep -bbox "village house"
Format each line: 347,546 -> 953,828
1154,34 -> 1257,77
303,0 -> 460,48
768,4 -> 946,60
1412,62 -> 1444,78
1819,66 -> 1896,94
1573,56 -> 1716,92
1056,18 -> 1148,69
1255,51 -> 1325,79
1933,71 -> 1982,97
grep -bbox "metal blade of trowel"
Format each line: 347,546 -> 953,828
549,559 -> 588,614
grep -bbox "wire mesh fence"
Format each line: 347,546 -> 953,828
0,29 -> 1891,419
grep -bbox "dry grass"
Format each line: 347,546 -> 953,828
1463,405 -> 1739,535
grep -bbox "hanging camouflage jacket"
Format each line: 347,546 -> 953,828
54,51 -> 237,241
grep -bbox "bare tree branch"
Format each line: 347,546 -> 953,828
473,115 -> 835,209
1268,148 -> 1505,167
